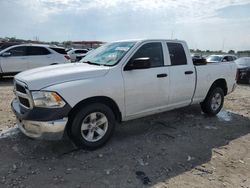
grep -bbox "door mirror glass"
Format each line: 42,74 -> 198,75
1,52 -> 11,57
125,57 -> 151,70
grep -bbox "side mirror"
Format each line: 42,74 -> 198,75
124,57 -> 151,71
1,52 -> 11,57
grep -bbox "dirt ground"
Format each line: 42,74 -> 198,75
0,77 -> 249,188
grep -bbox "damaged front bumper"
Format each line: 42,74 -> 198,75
16,118 -> 68,140
11,98 -> 70,140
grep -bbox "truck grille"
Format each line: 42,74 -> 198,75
14,80 -> 33,109
16,83 -> 27,94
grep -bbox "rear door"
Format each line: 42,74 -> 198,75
166,42 -> 196,106
122,42 -> 170,116
27,46 -> 52,69
0,46 -> 28,73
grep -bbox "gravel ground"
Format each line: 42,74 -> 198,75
0,77 -> 249,188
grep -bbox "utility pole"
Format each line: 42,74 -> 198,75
171,31 -> 174,39
222,38 -> 225,52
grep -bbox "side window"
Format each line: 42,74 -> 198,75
222,57 -> 227,62
28,47 -> 51,56
223,56 -> 233,62
6,46 -> 27,56
228,56 -> 233,61
129,42 -> 164,67
75,50 -> 88,54
50,47 -> 67,54
167,43 -> 187,65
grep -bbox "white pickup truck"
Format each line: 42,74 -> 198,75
11,39 -> 237,149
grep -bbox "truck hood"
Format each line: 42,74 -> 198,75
15,63 -> 110,90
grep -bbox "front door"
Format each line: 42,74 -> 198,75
122,42 -> 170,117
0,46 -> 28,73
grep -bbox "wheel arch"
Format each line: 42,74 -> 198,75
68,96 -> 122,124
207,78 -> 228,97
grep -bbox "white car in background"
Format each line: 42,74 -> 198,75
67,49 -> 89,62
206,54 -> 237,63
0,44 -> 70,77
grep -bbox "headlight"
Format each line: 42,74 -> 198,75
31,91 -> 66,108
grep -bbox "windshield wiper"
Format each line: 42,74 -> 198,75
83,61 -> 101,66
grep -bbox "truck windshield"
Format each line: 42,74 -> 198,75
80,42 -> 136,66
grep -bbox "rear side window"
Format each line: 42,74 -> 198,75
130,42 -> 164,67
50,47 -> 67,54
6,46 -> 27,56
167,43 -> 187,65
27,46 -> 51,56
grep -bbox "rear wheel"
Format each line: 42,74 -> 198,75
70,103 -> 116,150
200,87 -> 224,115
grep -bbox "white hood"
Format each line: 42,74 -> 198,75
15,63 -> 110,90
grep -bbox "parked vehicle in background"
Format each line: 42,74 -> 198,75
206,54 -> 237,63
66,48 -> 73,52
191,54 -> 207,65
11,39 -> 237,149
0,44 -> 70,77
235,57 -> 250,84
67,49 -> 89,62
0,42 -> 22,51
191,54 -> 202,59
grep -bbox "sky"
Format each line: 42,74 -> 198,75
0,0 -> 250,51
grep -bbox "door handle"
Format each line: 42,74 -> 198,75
185,71 -> 194,75
157,73 -> 168,78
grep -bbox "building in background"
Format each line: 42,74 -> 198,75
71,41 -> 104,49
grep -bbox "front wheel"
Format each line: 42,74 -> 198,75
200,87 -> 224,115
70,103 -> 116,150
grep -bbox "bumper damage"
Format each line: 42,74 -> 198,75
16,118 -> 68,140
11,98 -> 69,140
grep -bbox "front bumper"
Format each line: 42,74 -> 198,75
12,98 -> 69,140
16,118 -> 68,140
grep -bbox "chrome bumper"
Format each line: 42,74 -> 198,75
17,118 -> 68,140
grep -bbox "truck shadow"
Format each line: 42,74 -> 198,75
0,77 -> 13,86
237,82 -> 250,87
0,105 -> 249,187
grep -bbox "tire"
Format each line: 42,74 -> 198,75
200,87 -> 224,116
70,103 -> 116,150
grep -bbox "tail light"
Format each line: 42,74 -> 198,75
64,55 -> 71,60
